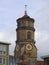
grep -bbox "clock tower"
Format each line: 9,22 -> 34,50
14,9 -> 37,65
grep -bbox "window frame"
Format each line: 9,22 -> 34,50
0,58 -> 2,64
0,57 -> 6,65
0,45 -> 6,55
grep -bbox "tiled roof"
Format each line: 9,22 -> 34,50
38,61 -> 44,65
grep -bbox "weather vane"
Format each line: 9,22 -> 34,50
25,5 -> 27,15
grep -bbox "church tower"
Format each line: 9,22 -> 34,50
14,7 -> 37,65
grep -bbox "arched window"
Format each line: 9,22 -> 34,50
27,31 -> 31,39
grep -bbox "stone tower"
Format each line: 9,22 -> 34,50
14,10 -> 37,65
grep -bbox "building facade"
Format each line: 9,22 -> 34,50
9,55 -> 16,65
42,55 -> 49,65
0,42 -> 10,65
14,11 -> 37,65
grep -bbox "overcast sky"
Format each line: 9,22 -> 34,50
0,0 -> 49,60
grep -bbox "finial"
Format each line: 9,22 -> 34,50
25,5 -> 27,15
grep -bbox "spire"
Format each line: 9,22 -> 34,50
25,5 -> 27,15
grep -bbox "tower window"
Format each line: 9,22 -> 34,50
27,31 -> 31,39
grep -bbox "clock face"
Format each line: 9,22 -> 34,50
16,45 -> 19,51
26,44 -> 32,51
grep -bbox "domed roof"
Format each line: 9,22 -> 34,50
17,5 -> 35,22
21,14 -> 30,18
17,14 -> 35,22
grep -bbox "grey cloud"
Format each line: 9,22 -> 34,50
0,0 -> 49,60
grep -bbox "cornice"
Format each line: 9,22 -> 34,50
16,26 -> 35,32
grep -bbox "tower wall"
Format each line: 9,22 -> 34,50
14,14 -> 37,65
